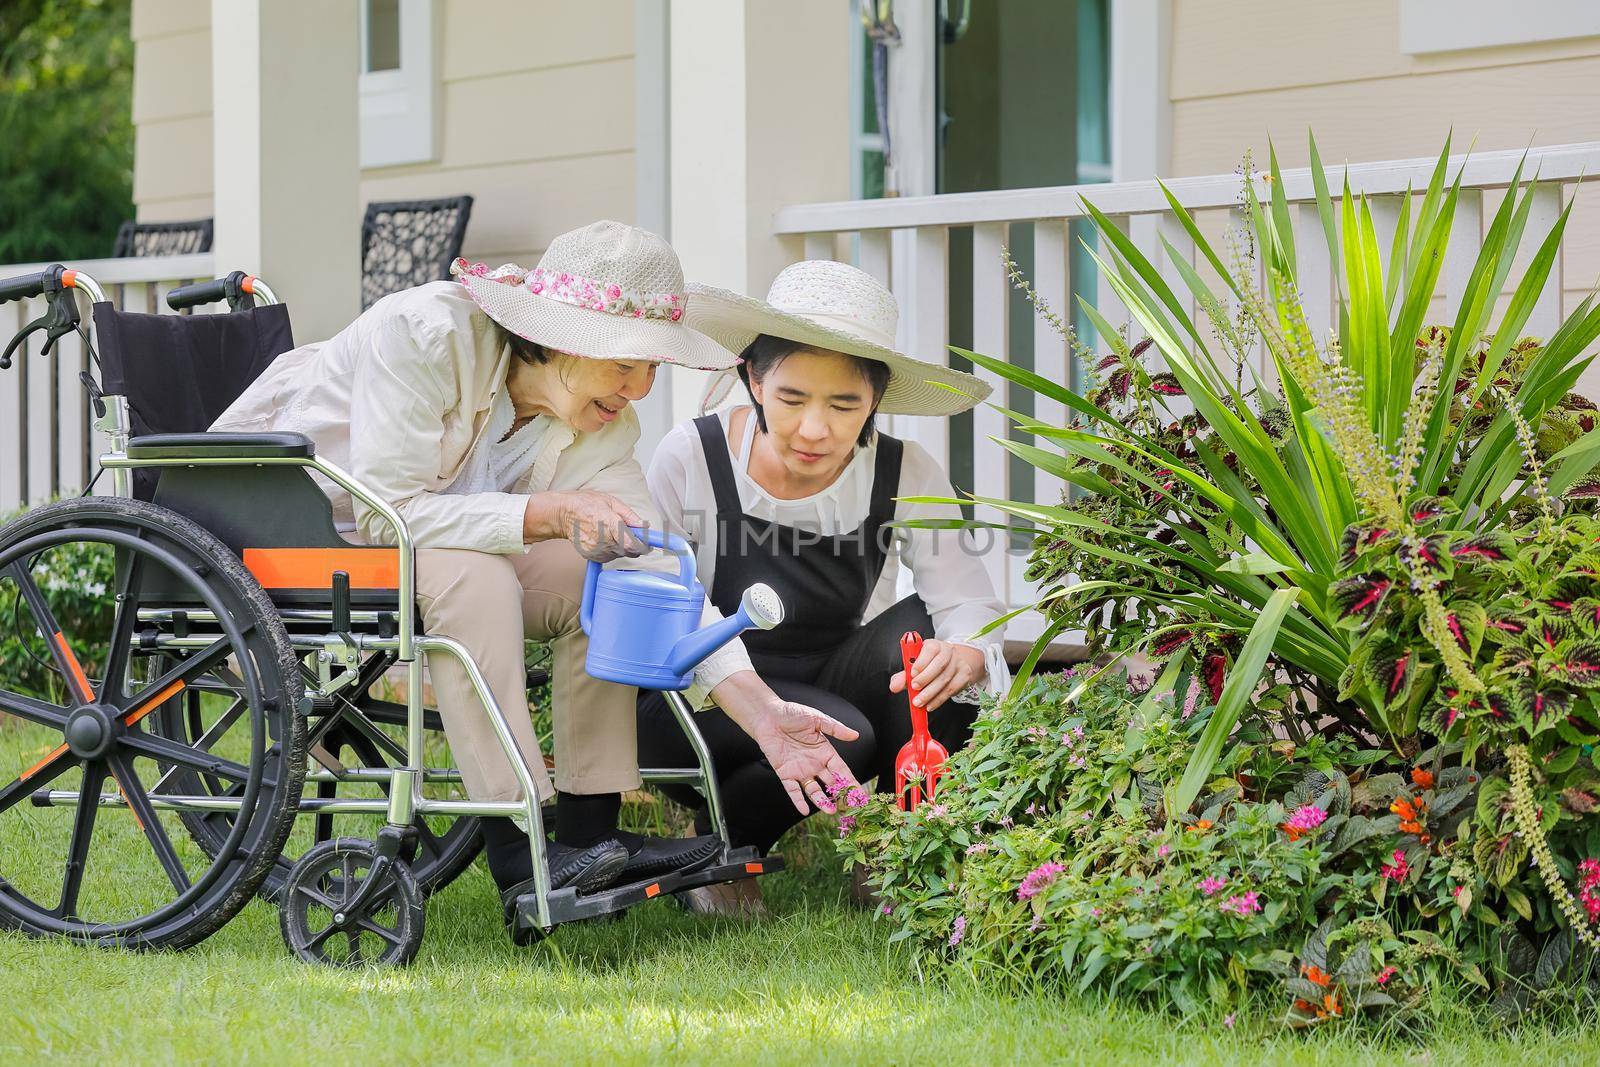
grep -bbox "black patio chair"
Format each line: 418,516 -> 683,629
112,218 -> 215,257
360,195 -> 474,310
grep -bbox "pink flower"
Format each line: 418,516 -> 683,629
837,814 -> 856,836
1199,876 -> 1227,897
965,842 -> 990,856
1156,844 -> 1171,859
845,787 -> 870,808
927,804 -> 949,818
1219,891 -> 1261,916
1017,862 -> 1066,901
880,903 -> 893,916
529,280 -> 545,294
1223,1013 -> 1235,1030
670,308 -> 684,321
949,915 -> 966,947
827,775 -> 850,798
605,283 -> 622,300
1182,676 -> 1202,720
1380,849 -> 1409,881
1579,858 -> 1600,891
1281,804 -> 1327,841
1376,966 -> 1397,986
1028,917 -> 1043,932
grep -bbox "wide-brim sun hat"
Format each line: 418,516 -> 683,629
686,259 -> 990,417
451,220 -> 738,372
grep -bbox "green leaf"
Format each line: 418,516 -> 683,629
1173,587 -> 1300,812
1216,552 -> 1295,576
1536,930 -> 1574,988
1078,945 -> 1110,992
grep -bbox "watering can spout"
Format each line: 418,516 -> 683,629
665,583 -> 785,678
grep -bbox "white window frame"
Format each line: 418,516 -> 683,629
1400,0 -> 1600,55
880,0 -> 1156,188
359,0 -> 438,169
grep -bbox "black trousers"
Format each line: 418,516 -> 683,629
635,596 -> 979,853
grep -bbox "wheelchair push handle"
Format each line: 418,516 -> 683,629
0,264 -> 104,370
168,271 -> 278,312
0,267 -> 58,304
0,264 -> 102,305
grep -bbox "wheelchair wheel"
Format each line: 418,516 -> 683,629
280,837 -> 424,967
0,497 -> 304,950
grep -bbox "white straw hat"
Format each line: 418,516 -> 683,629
686,259 -> 990,416
451,220 -> 738,372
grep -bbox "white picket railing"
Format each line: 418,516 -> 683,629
0,253 -> 215,515
773,142 -> 1600,641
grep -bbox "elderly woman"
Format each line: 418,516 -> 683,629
638,260 -> 1010,913
211,222 -> 859,933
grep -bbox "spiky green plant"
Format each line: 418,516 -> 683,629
907,136 -> 1600,804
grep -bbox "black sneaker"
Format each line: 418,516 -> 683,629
499,838 -> 629,943
613,831 -> 723,883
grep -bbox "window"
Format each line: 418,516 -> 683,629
1400,0 -> 1600,54
359,0 -> 437,169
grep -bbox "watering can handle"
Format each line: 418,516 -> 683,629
579,526 -> 698,635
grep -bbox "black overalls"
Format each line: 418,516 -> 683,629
635,415 -> 979,853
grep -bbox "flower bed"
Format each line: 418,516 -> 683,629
856,137 -> 1600,1026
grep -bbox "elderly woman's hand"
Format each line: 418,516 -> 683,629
525,490 -> 648,562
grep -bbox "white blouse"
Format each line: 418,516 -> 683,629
646,407 -> 1011,697
441,387 -> 549,497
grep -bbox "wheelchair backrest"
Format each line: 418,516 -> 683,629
92,301 -> 295,500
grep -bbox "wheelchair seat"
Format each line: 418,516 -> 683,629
146,459 -> 402,614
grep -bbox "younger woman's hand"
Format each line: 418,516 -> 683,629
889,640 -> 986,711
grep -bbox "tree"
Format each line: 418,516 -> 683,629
0,0 -> 134,263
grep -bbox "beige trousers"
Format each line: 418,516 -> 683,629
415,541 -> 641,804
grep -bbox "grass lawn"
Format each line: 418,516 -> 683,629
3,727 -> 1600,1064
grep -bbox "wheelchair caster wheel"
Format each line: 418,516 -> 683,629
280,838 -> 424,967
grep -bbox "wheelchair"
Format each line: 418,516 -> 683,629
0,264 -> 780,965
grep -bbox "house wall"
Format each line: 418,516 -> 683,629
131,0 -> 636,267
1169,0 -> 1600,324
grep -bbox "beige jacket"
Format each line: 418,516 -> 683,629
212,280 -> 657,553
211,281 -> 754,699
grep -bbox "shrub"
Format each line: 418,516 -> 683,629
873,135 -> 1600,1026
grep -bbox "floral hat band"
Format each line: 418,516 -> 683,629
450,257 -> 685,322
446,220 -> 738,372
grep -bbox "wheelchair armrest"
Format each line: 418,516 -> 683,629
126,432 -> 315,460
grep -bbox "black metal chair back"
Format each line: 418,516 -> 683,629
360,195 -> 474,309
111,219 -> 214,257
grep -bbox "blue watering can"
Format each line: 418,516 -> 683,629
580,528 -> 784,690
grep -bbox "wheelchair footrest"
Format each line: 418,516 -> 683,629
514,847 -> 784,933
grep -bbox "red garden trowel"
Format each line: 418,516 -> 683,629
895,631 -> 948,811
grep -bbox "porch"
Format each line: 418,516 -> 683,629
3,141 -> 1597,650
